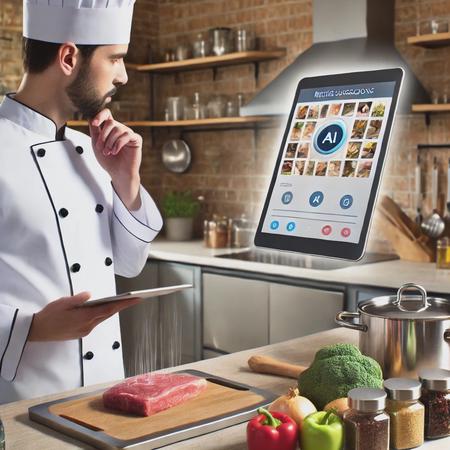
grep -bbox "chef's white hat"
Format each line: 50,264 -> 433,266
23,0 -> 136,45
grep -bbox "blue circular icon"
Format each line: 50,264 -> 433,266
270,220 -> 280,230
309,191 -> 324,207
281,191 -> 293,205
286,222 -> 296,232
340,194 -> 354,210
313,120 -> 347,155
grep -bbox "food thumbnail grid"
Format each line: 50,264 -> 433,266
280,100 -> 387,180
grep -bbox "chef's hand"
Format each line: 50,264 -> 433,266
28,291 -> 141,342
89,109 -> 142,211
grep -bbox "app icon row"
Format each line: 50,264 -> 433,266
281,191 -> 353,210
270,220 -> 296,232
270,220 -> 352,238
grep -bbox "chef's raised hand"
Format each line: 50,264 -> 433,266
89,109 -> 142,210
28,291 -> 141,342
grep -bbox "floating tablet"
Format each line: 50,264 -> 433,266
84,284 -> 192,306
255,68 -> 404,260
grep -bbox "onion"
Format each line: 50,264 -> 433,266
324,397 -> 349,417
268,387 -> 317,430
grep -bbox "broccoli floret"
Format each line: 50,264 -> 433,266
298,343 -> 383,409
314,343 -> 362,361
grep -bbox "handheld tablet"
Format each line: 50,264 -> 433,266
84,284 -> 192,306
255,68 -> 404,260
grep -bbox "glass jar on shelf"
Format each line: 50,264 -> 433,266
207,94 -> 227,118
419,368 -> 450,439
225,98 -> 238,117
192,32 -> 211,58
384,378 -> 424,449
234,27 -> 256,52
209,27 -> 233,56
184,92 -> 207,120
166,96 -> 186,121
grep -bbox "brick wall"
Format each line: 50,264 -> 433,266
2,0 -> 450,250
151,0 -> 314,238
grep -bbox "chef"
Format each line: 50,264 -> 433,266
0,0 -> 163,403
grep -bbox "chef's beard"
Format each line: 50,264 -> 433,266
66,64 -> 117,120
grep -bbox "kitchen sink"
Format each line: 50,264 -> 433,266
215,249 -> 399,270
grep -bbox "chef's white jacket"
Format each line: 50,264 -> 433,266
0,94 -> 163,404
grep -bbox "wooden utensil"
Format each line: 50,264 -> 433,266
379,195 -> 423,240
376,213 -> 434,262
248,355 -> 307,379
422,158 -> 445,238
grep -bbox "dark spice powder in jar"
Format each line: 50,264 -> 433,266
420,389 -> 450,439
344,411 -> 390,450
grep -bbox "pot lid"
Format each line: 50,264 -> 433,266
360,283 -> 450,320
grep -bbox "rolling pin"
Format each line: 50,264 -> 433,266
248,355 -> 308,379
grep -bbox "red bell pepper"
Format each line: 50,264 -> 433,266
247,407 -> 298,450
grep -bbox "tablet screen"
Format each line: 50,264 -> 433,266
260,80 -> 397,246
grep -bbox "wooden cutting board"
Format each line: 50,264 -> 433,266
29,370 -> 276,449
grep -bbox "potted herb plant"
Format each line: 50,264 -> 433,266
162,191 -> 200,241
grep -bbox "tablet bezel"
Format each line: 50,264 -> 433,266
84,284 -> 192,306
254,68 -> 404,261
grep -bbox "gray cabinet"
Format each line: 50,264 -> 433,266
269,283 -> 344,344
203,273 -> 269,353
202,271 -> 345,354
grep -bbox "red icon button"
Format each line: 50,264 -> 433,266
322,225 -> 332,236
341,227 -> 351,238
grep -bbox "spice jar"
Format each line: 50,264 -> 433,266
419,368 -> 450,439
343,388 -> 390,450
384,378 -> 424,449
203,216 -> 229,248
436,237 -> 450,269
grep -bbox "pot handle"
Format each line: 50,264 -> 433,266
445,330 -> 450,342
335,311 -> 368,332
395,283 -> 430,312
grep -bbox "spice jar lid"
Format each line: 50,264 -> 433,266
384,378 -> 422,401
419,368 -> 450,391
348,388 -> 387,412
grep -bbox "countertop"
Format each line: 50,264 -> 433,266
148,239 -> 450,294
0,328 -> 448,449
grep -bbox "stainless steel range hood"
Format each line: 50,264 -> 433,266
241,0 -> 429,116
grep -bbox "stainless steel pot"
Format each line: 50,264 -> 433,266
336,283 -> 450,378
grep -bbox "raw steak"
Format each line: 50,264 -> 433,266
103,373 -> 207,416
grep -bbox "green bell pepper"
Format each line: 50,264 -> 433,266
301,409 -> 344,450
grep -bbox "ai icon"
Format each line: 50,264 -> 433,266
313,120 -> 347,156
309,191 -> 324,207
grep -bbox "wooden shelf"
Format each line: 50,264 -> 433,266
125,49 -> 285,73
412,104 -> 450,113
68,116 -> 280,130
407,32 -> 450,48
